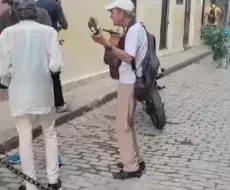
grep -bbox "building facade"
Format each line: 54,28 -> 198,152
137,0 -> 205,54
59,0 -> 205,82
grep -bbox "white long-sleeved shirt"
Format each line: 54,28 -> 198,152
0,20 -> 63,117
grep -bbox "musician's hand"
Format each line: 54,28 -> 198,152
91,27 -> 110,47
92,34 -> 109,47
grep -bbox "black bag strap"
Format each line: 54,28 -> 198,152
210,5 -> 216,11
131,23 -> 150,74
131,59 -> 136,72
117,17 -> 137,71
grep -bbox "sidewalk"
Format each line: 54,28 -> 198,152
0,45 -> 211,153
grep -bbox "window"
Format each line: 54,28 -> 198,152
176,0 -> 183,4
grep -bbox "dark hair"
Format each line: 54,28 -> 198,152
16,1 -> 38,21
2,0 -> 15,6
2,0 -> 19,22
211,0 -> 216,4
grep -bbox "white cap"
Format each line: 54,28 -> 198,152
105,0 -> 135,12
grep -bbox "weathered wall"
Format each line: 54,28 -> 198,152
167,0 -> 185,52
58,0 -> 112,81
58,0 -> 204,82
136,0 -> 162,53
189,0 -> 204,46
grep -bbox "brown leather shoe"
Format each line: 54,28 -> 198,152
113,170 -> 142,180
117,161 -> 146,171
18,185 -> 26,190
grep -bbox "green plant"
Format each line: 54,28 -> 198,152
201,25 -> 229,61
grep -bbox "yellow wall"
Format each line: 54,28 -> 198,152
58,0 -> 113,81
167,0 -> 185,52
189,0 -> 203,46
58,0 -> 204,82
136,0 -> 162,53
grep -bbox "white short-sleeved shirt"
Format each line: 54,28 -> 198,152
119,22 -> 148,84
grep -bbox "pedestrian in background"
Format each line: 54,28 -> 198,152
204,0 -> 223,28
0,0 -> 52,101
0,0 -> 63,189
36,0 -> 69,113
0,0 -> 63,166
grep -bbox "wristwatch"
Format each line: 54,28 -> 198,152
104,43 -> 112,51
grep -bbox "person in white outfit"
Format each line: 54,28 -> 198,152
0,0 -> 63,189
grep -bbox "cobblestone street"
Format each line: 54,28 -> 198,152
1,56 -> 230,190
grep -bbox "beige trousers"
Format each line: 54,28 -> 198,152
14,108 -> 59,190
116,82 -> 140,172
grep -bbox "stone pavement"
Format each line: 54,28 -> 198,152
0,45 -> 210,152
1,56 -> 230,190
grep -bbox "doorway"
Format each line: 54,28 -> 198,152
183,0 -> 191,46
201,0 -> 205,26
159,0 -> 170,50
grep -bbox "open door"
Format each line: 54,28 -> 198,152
183,0 -> 191,46
159,0 -> 170,50
201,0 -> 205,26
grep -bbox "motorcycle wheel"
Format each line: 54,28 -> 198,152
146,87 -> 166,129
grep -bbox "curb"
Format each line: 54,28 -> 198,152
0,51 -> 211,154
61,70 -> 109,93
163,51 -> 212,75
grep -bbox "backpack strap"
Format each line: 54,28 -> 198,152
210,5 -> 216,11
131,23 -> 149,73
117,17 -> 137,71
131,59 -> 136,71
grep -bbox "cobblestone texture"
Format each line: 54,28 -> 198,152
1,56 -> 230,190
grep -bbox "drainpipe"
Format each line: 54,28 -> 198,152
226,0 -> 230,27
132,0 -> 137,17
201,0 -> 205,26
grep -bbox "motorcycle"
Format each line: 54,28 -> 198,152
143,68 -> 166,130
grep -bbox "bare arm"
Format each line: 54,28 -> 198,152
106,44 -> 133,64
203,6 -> 210,22
93,27 -> 139,64
108,27 -> 139,64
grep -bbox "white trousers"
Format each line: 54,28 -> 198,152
14,108 -> 59,190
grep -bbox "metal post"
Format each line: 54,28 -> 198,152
226,0 -> 230,27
